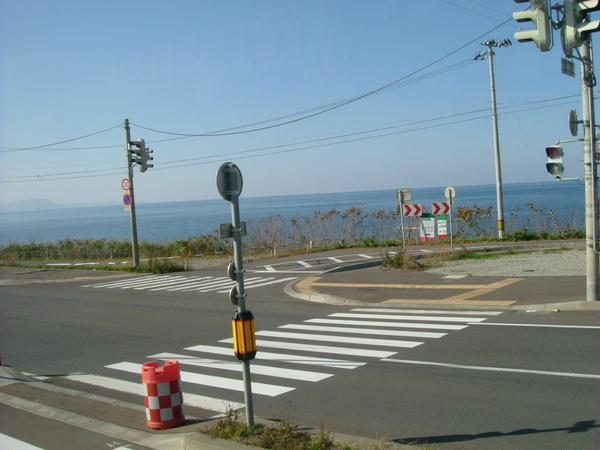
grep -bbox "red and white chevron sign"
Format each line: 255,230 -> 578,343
403,204 -> 422,216
432,202 -> 450,215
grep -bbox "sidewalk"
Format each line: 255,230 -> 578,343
287,249 -> 600,312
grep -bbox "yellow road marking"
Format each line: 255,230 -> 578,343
295,276 -> 523,305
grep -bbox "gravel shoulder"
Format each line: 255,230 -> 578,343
425,249 -> 586,277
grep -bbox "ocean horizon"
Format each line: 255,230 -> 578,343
0,181 -> 586,245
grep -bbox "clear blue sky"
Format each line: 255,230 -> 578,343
0,1 -> 591,206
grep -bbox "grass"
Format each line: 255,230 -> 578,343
205,410 -> 394,450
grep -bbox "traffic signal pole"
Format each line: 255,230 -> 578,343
124,119 -> 140,267
487,44 -> 506,239
580,42 -> 599,301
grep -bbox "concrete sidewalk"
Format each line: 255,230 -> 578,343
287,250 -> 600,312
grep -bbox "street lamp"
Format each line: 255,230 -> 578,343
475,39 -> 512,239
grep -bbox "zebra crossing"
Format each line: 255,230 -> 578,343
81,274 -> 298,293
48,308 -> 503,415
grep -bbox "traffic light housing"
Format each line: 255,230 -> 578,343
564,0 -> 600,48
545,145 -> 564,177
129,139 -> 154,173
141,146 -> 154,173
513,0 -> 554,51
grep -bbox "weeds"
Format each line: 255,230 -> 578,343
0,203 -> 584,266
380,249 -> 425,271
206,410 -> 366,449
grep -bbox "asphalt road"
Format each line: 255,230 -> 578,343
1,250 -> 599,449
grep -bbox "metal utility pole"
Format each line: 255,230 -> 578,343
124,119 -> 140,267
580,42 -> 599,301
476,39 -> 512,239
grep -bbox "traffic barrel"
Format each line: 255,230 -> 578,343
141,360 -> 185,429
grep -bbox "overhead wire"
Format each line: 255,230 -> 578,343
0,95 -> 581,183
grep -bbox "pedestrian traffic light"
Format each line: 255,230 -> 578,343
564,0 -> 600,48
513,0 -> 553,51
545,145 -> 564,177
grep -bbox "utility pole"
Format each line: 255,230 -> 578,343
476,39 -> 512,239
124,119 -> 140,267
580,41 -> 599,300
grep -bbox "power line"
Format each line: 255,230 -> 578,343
131,19 -> 511,138
0,95 -> 580,184
0,124 -> 122,153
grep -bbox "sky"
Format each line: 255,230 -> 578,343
0,1 -> 594,206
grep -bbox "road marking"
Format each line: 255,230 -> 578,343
246,339 -> 396,359
306,318 -> 467,330
297,261 -> 313,268
217,277 -> 297,293
279,323 -> 447,339
327,257 -> 344,263
295,277 -> 522,305
62,372 -> 243,411
82,275 -> 296,293
351,308 -> 503,315
0,433 -> 43,450
148,352 -> 333,382
256,330 -> 424,348
188,344 -> 365,369
329,312 -> 490,323
469,322 -> 600,330
382,358 -> 600,380
107,361 -> 294,397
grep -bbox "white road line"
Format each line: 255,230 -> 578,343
82,275 -> 162,289
382,358 -> 600,380
357,254 -> 375,259
217,277 -> 297,293
62,372 -> 243,411
0,434 -> 43,450
249,270 -> 323,274
279,324 -> 446,339
148,352 -> 333,382
330,313 -> 489,323
256,330 -> 423,348
469,322 -> 600,330
351,308 -> 503,316
306,318 -> 468,331
149,277 -> 214,291
106,362 -> 293,397
251,339 -> 396,359
297,261 -> 313,268
133,276 -> 190,290
327,257 -> 344,263
188,344 -> 364,369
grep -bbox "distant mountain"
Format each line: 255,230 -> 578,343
0,198 -> 68,212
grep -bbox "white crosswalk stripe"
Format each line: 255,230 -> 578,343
81,275 -> 298,293
52,308 -> 503,415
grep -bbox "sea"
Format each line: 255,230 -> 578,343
0,181 -> 587,246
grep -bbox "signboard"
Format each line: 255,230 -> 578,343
121,178 -> 131,191
123,193 -> 132,211
432,202 -> 450,215
437,215 -> 448,239
445,187 -> 456,205
396,188 -> 412,204
403,204 -> 422,217
218,222 -> 247,240
419,213 -> 436,242
216,162 -> 243,202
